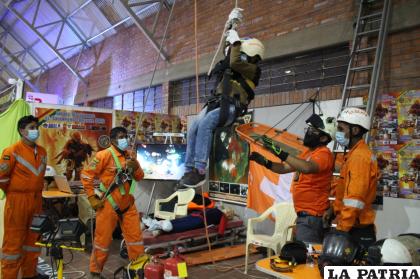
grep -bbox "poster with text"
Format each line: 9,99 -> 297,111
397,143 -> 420,199
114,110 -> 186,145
397,90 -> 420,144
35,107 -> 112,181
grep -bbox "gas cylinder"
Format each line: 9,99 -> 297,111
163,248 -> 187,279
144,256 -> 164,279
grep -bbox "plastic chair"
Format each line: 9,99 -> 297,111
154,188 -> 195,220
244,202 -> 297,274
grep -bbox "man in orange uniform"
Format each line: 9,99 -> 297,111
0,115 -> 48,279
330,107 -> 379,249
81,126 -> 145,278
249,114 -> 336,243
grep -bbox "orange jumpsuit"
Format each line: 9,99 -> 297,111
0,140 -> 47,279
81,145 -> 144,273
334,140 -> 379,232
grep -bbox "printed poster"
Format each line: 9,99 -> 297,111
35,107 -> 112,181
397,90 -> 420,144
114,110 -> 186,145
397,143 -> 420,199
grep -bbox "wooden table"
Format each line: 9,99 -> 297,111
255,257 -> 322,279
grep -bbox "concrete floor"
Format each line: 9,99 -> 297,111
40,239 -> 274,278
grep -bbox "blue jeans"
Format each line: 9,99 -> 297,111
185,105 -> 236,172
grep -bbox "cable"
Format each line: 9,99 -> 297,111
194,0 -> 200,113
130,0 -> 177,154
62,270 -> 86,279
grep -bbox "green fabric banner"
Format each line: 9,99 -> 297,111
0,99 -> 30,154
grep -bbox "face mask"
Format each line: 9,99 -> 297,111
117,138 -> 129,151
27,129 -> 39,142
303,131 -> 321,148
335,131 -> 350,147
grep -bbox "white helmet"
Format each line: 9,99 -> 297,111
381,238 -> 412,265
306,114 -> 337,139
240,38 -> 265,60
337,107 -> 371,130
45,165 -> 56,177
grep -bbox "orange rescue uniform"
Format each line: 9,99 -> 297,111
0,140 -> 47,279
291,146 -> 334,216
334,140 -> 379,231
81,145 -> 144,273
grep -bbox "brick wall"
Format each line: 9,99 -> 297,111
33,0 -> 417,115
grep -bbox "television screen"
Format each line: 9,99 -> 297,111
136,144 -> 186,180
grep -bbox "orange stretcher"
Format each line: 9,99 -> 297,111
235,122 -> 308,157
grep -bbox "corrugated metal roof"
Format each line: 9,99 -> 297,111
0,0 -> 169,89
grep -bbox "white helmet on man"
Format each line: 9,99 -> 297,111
45,165 -> 56,177
337,107 -> 371,130
381,238 -> 412,265
240,38 -> 265,60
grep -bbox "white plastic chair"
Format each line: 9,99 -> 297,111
154,188 -> 195,220
244,202 -> 297,274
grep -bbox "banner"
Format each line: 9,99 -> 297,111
34,107 -> 113,181
371,89 -> 419,200
114,110 -> 187,144
208,112 -> 253,204
247,143 -> 294,214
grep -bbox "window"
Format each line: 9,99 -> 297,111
89,97 -> 113,109
170,75 -> 217,107
169,44 -> 349,108
255,44 -> 349,95
91,85 -> 163,111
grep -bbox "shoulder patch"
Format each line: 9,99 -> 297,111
0,163 -> 9,172
2,155 -> 10,160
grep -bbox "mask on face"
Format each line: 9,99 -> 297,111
303,131 -> 321,148
27,129 -> 39,142
335,131 -> 350,147
117,138 -> 129,151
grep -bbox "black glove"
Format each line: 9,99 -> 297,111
261,135 -> 289,161
249,152 -> 272,169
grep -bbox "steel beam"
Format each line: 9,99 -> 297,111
0,41 -> 34,79
0,55 -> 39,91
118,0 -> 168,60
0,2 -> 87,84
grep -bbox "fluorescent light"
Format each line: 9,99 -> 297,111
285,70 -> 292,74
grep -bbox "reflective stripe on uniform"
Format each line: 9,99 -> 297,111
0,178 -> 10,182
13,153 -> 45,176
0,253 -> 21,260
22,245 -> 42,253
94,244 -> 109,253
81,174 -> 93,180
125,241 -> 144,246
343,198 -> 365,209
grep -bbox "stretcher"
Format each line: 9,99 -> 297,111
235,122 -> 308,157
143,219 -> 245,254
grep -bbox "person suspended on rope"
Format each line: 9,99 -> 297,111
181,7 -> 264,187
249,114 -> 337,244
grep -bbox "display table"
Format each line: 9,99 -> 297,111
42,189 -> 76,198
255,257 -> 322,279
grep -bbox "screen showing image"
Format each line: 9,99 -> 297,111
136,144 -> 186,180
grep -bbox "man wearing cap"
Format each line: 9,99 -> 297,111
249,114 -> 336,244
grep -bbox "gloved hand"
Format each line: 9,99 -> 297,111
0,189 -> 5,200
261,135 -> 289,161
249,152 -> 272,169
126,158 -> 139,171
88,195 -> 104,211
226,30 -> 241,45
228,7 -> 243,23
322,207 -> 335,229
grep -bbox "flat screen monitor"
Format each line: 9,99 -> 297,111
136,144 -> 186,180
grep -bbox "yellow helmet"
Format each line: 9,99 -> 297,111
240,38 -> 265,60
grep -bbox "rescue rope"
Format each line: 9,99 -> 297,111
207,0 -> 239,76
130,0 -> 177,154
193,0 -> 214,261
